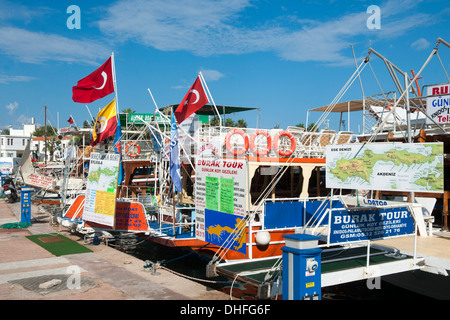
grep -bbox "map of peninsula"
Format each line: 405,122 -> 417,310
326,143 -> 444,193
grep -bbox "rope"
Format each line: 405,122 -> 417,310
0,222 -> 31,229
313,56 -> 369,130
209,153 -> 298,265
157,264 -> 231,285
437,51 -> 450,83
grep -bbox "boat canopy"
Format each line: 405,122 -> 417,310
162,104 -> 259,116
308,97 -> 426,113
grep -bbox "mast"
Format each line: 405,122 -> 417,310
44,105 -> 47,165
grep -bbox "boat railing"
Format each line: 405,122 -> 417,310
142,203 -> 195,238
253,195 -> 419,265
197,126 -> 356,159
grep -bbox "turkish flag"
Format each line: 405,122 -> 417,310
72,57 -> 115,103
174,76 -> 209,123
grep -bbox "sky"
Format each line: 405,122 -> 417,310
1,0 -> 450,134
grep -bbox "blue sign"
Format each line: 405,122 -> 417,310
329,206 -> 414,243
205,209 -> 247,254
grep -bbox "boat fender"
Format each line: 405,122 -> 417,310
225,128 -> 249,156
249,129 -> 272,156
255,231 -> 271,246
273,130 -> 296,157
125,142 -> 141,157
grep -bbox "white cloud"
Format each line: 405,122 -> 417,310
6,101 -> 18,114
0,75 -> 35,84
16,114 -> 32,125
200,69 -> 225,81
0,0 -> 55,23
0,27 -> 111,65
411,38 -> 430,50
98,0 -> 435,65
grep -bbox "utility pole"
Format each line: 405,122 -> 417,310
44,105 -> 47,165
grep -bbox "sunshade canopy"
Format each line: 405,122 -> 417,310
162,104 -> 259,115
308,97 -> 425,113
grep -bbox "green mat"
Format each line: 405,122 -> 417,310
0,222 -> 31,229
26,234 -> 93,256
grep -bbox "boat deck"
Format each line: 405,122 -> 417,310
215,229 -> 450,298
215,245 -> 415,288
373,229 -> 450,270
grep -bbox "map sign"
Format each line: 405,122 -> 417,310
195,158 -> 247,253
326,142 -> 444,193
84,152 -> 120,226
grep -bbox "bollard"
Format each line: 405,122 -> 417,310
20,187 -> 32,224
282,233 -> 322,300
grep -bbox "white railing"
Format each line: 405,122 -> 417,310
197,126 -> 356,159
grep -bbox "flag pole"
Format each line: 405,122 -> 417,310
111,52 -> 120,117
70,115 -> 79,129
85,105 -> 95,127
111,52 -> 122,221
199,71 -> 221,127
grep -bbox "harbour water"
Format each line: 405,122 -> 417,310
119,236 -> 435,300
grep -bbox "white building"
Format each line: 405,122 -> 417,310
0,122 -> 36,158
32,135 -> 72,162
1,119 -> 74,161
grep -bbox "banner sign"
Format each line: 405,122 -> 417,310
114,201 -> 148,232
195,158 -> 247,253
204,209 -> 247,254
128,113 -> 168,124
83,152 -> 120,227
329,206 -> 414,243
426,83 -> 450,124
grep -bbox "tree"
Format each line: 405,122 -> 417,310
210,116 -> 247,127
83,120 -> 92,128
236,119 -> 247,128
33,126 -> 57,137
308,123 -> 318,132
122,108 -> 135,113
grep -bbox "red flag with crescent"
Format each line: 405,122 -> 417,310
72,57 -> 115,103
174,76 -> 209,124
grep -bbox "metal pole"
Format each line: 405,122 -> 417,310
368,47 -> 438,142
44,105 -> 47,165
199,72 -> 221,127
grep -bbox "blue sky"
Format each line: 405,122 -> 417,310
1,0 -> 450,133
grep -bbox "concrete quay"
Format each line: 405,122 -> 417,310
0,198 -> 230,300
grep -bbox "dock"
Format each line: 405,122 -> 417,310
0,199 -> 229,300
214,228 -> 450,299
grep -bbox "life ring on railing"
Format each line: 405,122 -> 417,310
225,128 -> 249,156
249,129 -> 272,156
125,142 -> 141,157
273,130 -> 296,157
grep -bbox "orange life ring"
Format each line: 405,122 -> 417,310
273,130 -> 296,157
125,142 -> 141,157
249,130 -> 272,156
225,128 -> 249,156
